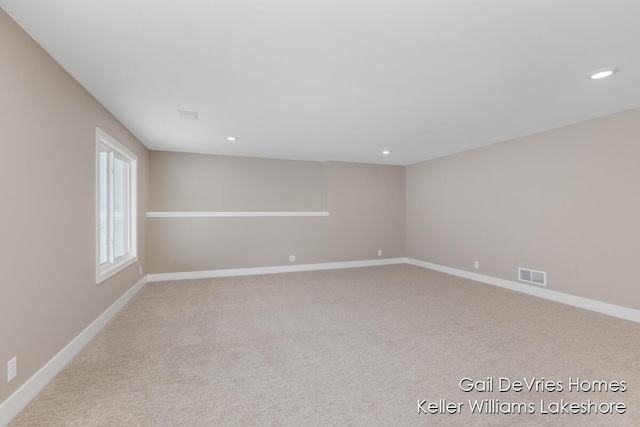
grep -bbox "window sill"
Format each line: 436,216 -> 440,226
97,256 -> 137,285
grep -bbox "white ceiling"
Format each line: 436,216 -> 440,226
2,1 -> 640,165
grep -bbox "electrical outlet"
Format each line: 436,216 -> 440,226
474,261 -> 480,269
378,250 -> 382,257
289,255 -> 295,262
7,357 -> 17,382
139,266 -> 143,275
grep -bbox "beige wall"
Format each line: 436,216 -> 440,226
148,154 -> 405,272
0,10 -> 149,404
406,107 -> 640,310
3,0 -> 639,413
150,151 -> 327,212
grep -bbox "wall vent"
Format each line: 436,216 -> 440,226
518,268 -> 546,286
178,110 -> 198,120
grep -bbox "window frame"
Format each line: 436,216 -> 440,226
95,127 -> 138,284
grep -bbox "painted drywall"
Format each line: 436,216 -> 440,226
148,154 -> 405,272
150,151 -> 327,211
406,107 -> 640,310
0,9 -> 149,405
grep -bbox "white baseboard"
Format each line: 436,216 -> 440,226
406,258 -> 640,323
148,258 -> 640,323
0,276 -> 147,427
147,258 -> 406,282
3,258 -> 638,426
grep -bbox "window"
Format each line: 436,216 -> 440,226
96,128 -> 137,283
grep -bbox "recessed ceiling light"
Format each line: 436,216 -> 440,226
588,68 -> 617,80
178,110 -> 198,120
226,137 -> 238,141
382,150 -> 391,155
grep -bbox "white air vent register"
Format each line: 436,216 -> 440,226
519,268 -> 547,286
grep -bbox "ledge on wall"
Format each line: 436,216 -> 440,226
146,211 -> 330,218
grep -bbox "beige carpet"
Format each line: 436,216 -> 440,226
9,264 -> 640,426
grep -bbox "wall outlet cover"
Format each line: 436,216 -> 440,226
8,357 -> 17,382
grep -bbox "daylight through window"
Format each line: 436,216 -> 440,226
96,128 -> 137,283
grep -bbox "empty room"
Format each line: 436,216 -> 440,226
1,1 -> 640,426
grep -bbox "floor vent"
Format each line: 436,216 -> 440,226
519,268 -> 547,286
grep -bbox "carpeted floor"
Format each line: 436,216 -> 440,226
8,264 -> 640,426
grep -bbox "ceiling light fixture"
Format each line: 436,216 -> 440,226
382,150 -> 391,155
178,110 -> 198,120
226,137 -> 238,141
588,68 -> 617,80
